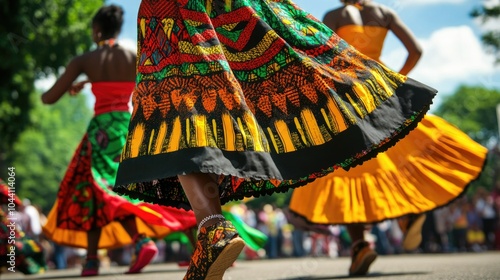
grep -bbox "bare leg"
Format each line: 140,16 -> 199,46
346,224 -> 365,244
87,228 -> 102,258
178,173 -> 222,226
178,173 -> 244,280
346,224 -> 377,276
119,216 -> 139,239
81,228 -> 102,276
121,216 -> 158,274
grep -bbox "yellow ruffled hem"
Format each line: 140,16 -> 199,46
289,115 -> 488,224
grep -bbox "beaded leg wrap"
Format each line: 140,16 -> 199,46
183,220 -> 245,280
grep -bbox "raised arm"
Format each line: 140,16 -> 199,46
41,56 -> 84,104
386,8 -> 422,75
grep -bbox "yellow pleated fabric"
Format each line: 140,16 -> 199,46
336,25 -> 388,63
289,115 -> 488,224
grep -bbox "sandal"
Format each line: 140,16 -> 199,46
81,256 -> 99,277
183,219 -> 245,280
126,234 -> 158,274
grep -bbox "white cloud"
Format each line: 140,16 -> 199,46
118,37 -> 138,54
393,0 -> 465,5
383,25 -> 500,97
376,0 -> 466,12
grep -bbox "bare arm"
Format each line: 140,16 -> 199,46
41,56 -> 84,104
386,9 -> 422,75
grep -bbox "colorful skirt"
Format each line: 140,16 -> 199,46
43,112 -> 196,249
289,115 -> 488,224
114,0 -> 436,209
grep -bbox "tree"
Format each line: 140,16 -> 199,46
12,93 -> 92,212
471,2 -> 500,63
0,0 -> 104,177
434,85 -> 500,193
434,85 -> 500,145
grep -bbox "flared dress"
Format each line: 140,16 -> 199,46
114,0 -> 436,210
288,25 -> 488,224
43,82 -> 197,249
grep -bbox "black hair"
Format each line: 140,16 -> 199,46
92,5 -> 124,38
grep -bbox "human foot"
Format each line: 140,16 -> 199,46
126,234 -> 158,274
183,220 -> 245,280
398,214 -> 426,251
81,256 -> 99,277
349,241 -> 377,276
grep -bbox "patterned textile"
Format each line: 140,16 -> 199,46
0,180 -> 46,274
43,111 -> 196,249
115,0 -> 436,209
183,220 -> 244,280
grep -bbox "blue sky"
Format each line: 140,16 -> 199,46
106,0 -> 500,107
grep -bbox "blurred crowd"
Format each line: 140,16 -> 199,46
2,186 -> 499,273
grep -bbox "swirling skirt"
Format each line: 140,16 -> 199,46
114,0 -> 436,209
289,115 -> 488,224
43,112 -> 196,249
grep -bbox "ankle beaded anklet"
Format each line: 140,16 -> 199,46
197,214 -> 225,234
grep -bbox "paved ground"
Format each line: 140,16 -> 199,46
2,252 -> 500,280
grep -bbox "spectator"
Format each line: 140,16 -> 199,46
20,198 -> 42,241
450,200 -> 468,252
475,188 -> 497,250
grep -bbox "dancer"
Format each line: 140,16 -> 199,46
41,5 -> 197,276
289,0 -> 488,276
113,1 -> 437,279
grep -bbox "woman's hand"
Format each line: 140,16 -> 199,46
69,80 -> 90,95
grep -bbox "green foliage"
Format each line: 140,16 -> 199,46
434,85 -> 500,193
246,189 -> 294,210
0,0 -> 104,175
11,93 -> 92,212
434,85 -> 500,145
471,3 -> 500,63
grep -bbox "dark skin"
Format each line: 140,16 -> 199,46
324,0 -> 423,249
41,24 -> 135,104
44,21 -> 224,246
44,17 -> 223,253
41,23 -> 138,258
178,173 -> 224,228
323,0 -> 422,75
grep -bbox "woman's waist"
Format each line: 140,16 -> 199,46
94,100 -> 131,115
